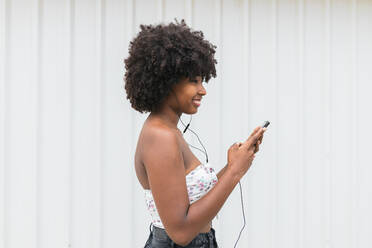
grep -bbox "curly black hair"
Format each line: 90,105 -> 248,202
124,19 -> 217,113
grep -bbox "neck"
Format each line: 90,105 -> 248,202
148,105 -> 182,130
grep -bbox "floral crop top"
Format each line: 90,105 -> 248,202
144,163 -> 218,228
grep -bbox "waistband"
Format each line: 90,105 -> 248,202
150,223 -> 217,247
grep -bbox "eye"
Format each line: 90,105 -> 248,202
189,77 -> 204,84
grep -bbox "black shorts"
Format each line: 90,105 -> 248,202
144,223 -> 219,248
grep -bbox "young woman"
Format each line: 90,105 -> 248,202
124,19 -> 266,248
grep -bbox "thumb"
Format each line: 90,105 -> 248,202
231,142 -> 240,149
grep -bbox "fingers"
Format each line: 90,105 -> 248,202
254,127 -> 267,144
241,127 -> 260,148
241,129 -> 267,152
254,141 -> 260,153
257,130 -> 266,144
244,127 -> 265,148
254,145 -> 258,153
235,126 -> 267,152
246,126 -> 261,141
254,128 -> 267,153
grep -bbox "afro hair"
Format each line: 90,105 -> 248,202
124,19 -> 217,113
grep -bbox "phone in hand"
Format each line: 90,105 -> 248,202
262,121 -> 270,128
253,121 -> 270,148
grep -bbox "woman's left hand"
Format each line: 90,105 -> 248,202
253,128 -> 266,153
237,128 -> 266,153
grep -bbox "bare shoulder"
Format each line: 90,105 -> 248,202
140,122 -> 182,166
143,123 -> 178,143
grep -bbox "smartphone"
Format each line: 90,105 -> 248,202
262,121 -> 270,128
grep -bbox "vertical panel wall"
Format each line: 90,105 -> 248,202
39,1 -> 71,248
0,0 -> 371,248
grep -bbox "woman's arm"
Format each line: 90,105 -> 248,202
143,127 -> 241,246
216,164 -> 228,179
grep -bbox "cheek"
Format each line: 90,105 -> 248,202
179,95 -> 192,106
184,86 -> 197,99
174,83 -> 198,106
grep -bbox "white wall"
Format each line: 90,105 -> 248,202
0,0 -> 371,247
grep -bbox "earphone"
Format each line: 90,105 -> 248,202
179,115 -> 246,248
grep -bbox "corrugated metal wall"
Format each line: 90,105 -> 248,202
0,0 -> 371,247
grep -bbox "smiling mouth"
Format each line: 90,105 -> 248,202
192,99 -> 201,107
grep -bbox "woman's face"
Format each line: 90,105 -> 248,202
170,76 -> 207,114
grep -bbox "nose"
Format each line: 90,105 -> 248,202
199,83 -> 207,96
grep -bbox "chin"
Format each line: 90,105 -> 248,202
184,108 -> 198,115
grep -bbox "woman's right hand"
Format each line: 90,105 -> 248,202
227,126 -> 266,179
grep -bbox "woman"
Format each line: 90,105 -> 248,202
124,19 -> 266,248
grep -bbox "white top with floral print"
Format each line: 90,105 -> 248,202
144,163 -> 218,228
